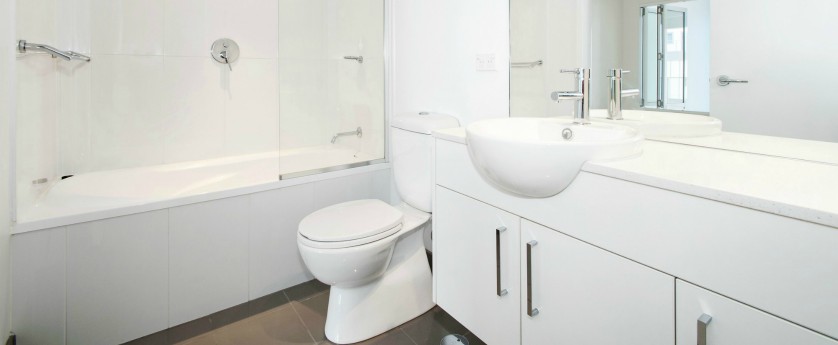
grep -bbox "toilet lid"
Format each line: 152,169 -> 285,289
299,199 -> 404,242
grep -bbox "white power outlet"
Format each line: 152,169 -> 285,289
475,53 -> 496,71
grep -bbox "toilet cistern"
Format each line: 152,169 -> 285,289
551,68 -> 591,125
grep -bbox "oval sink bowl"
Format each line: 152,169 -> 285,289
466,117 -> 643,198
590,109 -> 722,138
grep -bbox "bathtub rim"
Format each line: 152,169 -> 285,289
12,162 -> 391,235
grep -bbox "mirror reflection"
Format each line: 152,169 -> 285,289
510,0 -> 838,163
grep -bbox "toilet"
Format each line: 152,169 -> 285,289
297,112 -> 460,344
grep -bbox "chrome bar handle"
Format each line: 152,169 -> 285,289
511,60 -> 543,68
526,240 -> 539,317
717,75 -> 748,86
344,56 -> 364,63
330,127 -> 363,144
697,313 -> 713,345
495,227 -> 508,297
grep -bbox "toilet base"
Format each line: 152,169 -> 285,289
324,228 -> 434,344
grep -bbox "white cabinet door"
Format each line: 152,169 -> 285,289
676,280 -> 837,345
435,187 -> 521,345
521,220 -> 674,345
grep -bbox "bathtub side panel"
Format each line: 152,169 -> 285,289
169,196 -> 250,327
249,183 -> 316,299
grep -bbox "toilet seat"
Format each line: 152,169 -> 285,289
299,199 -> 405,249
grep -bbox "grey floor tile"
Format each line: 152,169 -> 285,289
292,291 -> 330,342
122,330 -> 168,345
249,290 -> 291,314
399,307 -> 470,345
284,279 -> 329,301
320,329 -> 416,345
177,304 -> 315,345
209,302 -> 250,329
168,317 -> 212,345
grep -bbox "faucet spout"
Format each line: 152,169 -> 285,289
551,68 -> 591,125
607,69 -> 639,120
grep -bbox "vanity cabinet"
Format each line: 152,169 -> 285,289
676,280 -> 837,345
435,186 -> 521,345
521,220 -> 674,345
435,187 -> 674,345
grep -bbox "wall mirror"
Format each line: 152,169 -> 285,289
510,0 -> 838,165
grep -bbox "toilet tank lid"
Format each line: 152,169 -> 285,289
299,199 -> 404,242
391,112 -> 460,134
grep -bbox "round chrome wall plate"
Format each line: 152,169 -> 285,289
211,38 -> 240,65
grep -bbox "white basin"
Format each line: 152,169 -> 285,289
466,117 -> 643,198
590,109 -> 722,138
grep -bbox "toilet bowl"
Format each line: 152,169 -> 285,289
298,200 -> 434,344
296,112 -> 459,344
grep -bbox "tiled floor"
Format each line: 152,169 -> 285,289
140,280 -> 485,345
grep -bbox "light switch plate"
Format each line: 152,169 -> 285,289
475,53 -> 496,71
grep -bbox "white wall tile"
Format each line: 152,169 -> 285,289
249,183 -> 316,299
15,56 -> 59,217
163,0 -> 224,57
224,58 -> 280,156
58,61 -> 92,176
66,211 -> 169,345
89,54 -> 165,170
278,58 -> 334,150
278,0 -> 326,59
90,0 -> 164,55
163,57 -> 226,163
169,196 -> 250,326
312,168 -> 391,209
11,228 -> 67,345
214,0 -> 279,58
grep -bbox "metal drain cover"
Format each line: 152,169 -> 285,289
440,334 -> 469,345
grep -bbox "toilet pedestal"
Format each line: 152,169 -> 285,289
324,228 -> 434,344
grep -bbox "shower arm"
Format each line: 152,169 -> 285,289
17,40 -> 91,62
331,127 -> 363,144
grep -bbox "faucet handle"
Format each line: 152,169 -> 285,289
561,68 -> 583,75
608,69 -> 630,78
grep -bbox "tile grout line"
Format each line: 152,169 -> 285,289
398,327 -> 420,345
285,290 -> 319,344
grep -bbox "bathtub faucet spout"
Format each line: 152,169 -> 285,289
331,127 -> 363,144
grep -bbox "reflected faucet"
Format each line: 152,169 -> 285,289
607,68 -> 640,120
551,68 -> 591,125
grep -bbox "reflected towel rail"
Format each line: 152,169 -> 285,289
511,60 -> 543,68
17,40 -> 90,62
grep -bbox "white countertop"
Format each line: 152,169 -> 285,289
433,128 -> 838,229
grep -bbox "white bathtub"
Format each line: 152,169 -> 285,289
18,145 -> 380,227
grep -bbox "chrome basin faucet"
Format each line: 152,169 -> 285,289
551,68 -> 591,125
607,68 -> 640,120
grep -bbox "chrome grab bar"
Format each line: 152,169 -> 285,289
17,40 -> 90,62
331,127 -> 363,144
526,240 -> 539,317
511,60 -> 543,68
344,56 -> 364,63
496,227 -> 508,297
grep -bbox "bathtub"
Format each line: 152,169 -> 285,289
17,145 -> 381,229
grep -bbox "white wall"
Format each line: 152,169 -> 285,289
0,0 -> 14,340
393,0 -> 510,125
